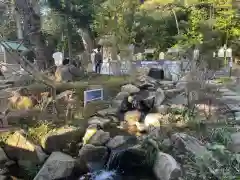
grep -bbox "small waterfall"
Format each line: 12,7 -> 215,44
79,170 -> 119,180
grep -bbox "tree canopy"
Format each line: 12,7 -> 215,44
1,0 -> 240,61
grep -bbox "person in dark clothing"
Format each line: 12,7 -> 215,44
94,48 -> 103,73
117,92 -> 155,122
62,58 -> 70,65
132,93 -> 155,121
117,94 -> 136,122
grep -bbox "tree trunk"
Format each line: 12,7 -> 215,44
78,27 -> 94,64
171,9 -> 180,35
15,10 -> 23,40
66,19 -> 73,59
15,0 -> 49,71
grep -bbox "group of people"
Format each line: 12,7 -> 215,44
55,57 -> 84,82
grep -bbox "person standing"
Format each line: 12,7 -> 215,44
94,48 -> 103,74
91,50 -> 96,72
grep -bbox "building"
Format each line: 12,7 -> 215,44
0,41 -> 28,77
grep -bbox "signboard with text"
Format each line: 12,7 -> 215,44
84,88 -> 103,106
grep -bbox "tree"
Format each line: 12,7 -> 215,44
46,0 -> 95,58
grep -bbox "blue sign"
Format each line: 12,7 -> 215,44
84,88 -> 103,106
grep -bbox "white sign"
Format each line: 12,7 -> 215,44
159,52 -> 164,59
144,48 -> 155,53
52,52 -> 63,66
218,47 -> 225,58
226,48 -> 232,58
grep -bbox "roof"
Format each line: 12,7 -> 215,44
1,41 -> 28,51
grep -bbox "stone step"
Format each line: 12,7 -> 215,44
222,91 -> 239,96
222,96 -> 240,101
227,104 -> 240,112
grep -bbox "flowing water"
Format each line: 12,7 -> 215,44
79,146 -> 156,180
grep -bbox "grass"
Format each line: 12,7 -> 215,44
215,76 -> 233,84
25,75 -> 130,93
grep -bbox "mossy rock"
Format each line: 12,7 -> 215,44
83,100 -> 109,118
40,126 -> 85,153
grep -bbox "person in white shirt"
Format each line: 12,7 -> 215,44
91,49 -> 96,72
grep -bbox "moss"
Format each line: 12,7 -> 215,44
28,121 -> 55,144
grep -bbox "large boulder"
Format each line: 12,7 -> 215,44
121,84 -> 140,94
76,144 -> 109,173
33,152 -> 76,180
87,116 -> 111,129
153,152 -> 181,180
4,131 -> 47,167
41,126 -> 84,153
107,145 -> 149,175
154,88 -> 165,106
83,100 -> 109,118
5,109 -> 40,125
171,133 -> 220,177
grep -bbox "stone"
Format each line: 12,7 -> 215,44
33,152 -> 76,180
5,109 -> 40,125
171,133 -> 207,156
76,144 -> 109,173
226,104 -> 240,112
106,135 -> 138,150
170,132 -> 219,176
153,152 -> 181,180
0,148 -> 8,163
11,74 -> 34,87
88,116 -> 111,129
155,105 -> 169,114
4,131 -> 47,166
83,100 -> 109,118
41,126 -> 84,153
159,81 -> 174,86
164,88 -> 183,97
222,96 -> 240,101
162,139 -> 172,149
83,127 -> 110,146
169,93 -> 187,105
222,91 -> 238,96
124,110 -> 141,126
229,132 -> 240,153
121,84 -> 140,94
144,113 -> 161,127
154,88 -> 165,106
97,108 -> 118,116
234,112 -> 240,122
111,100 -> 122,108
115,92 -> 129,100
